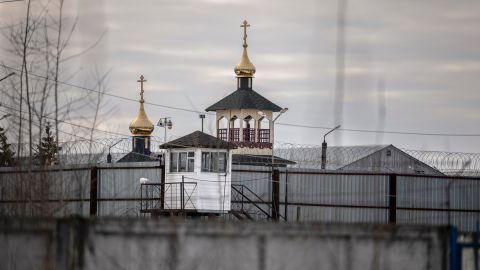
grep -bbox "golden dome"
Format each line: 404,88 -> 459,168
129,75 -> 154,136
234,20 -> 256,78
234,47 -> 256,77
129,102 -> 154,136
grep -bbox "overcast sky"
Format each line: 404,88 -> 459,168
1,0 -> 480,153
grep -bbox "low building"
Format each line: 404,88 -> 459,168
157,131 -> 236,214
278,144 -> 443,175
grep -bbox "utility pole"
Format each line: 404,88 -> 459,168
199,114 -> 205,132
321,125 -> 341,170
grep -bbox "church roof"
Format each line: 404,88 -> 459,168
117,152 -> 160,163
160,131 -> 237,149
232,154 -> 296,167
205,89 -> 282,112
277,144 -> 443,175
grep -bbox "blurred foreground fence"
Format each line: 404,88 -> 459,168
1,163 -> 479,232
0,162 -> 161,217
0,217 -> 449,270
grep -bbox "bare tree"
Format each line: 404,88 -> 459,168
0,0 -> 108,158
0,0 -> 110,217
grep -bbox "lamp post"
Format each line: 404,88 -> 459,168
107,138 -> 128,163
157,117 -> 173,142
321,125 -> 341,170
199,114 -> 205,132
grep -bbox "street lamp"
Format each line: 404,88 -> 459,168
321,124 -> 341,170
157,117 -> 173,142
107,138 -> 128,163
199,114 -> 205,132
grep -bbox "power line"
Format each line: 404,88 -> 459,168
1,65 -> 210,115
275,122 -> 480,137
3,64 -> 480,137
0,0 -> 24,3
0,103 -> 132,138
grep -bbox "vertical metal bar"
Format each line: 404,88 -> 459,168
272,169 -> 280,221
321,142 -> 327,170
475,221 -> 479,270
89,166 -> 98,216
181,176 -> 185,211
160,162 -> 165,210
296,206 -> 301,222
284,170 -> 288,221
388,174 -> 397,224
450,227 -> 459,270
140,184 -> 143,213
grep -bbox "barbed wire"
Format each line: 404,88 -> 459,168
3,105 -> 480,174
273,142 -> 480,175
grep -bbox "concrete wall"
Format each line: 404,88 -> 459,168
0,217 -> 449,270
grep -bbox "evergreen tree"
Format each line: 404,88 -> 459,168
0,127 -> 15,167
34,122 -> 61,166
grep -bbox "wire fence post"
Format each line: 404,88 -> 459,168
388,174 -> 397,224
181,175 -> 185,211
160,160 -> 165,210
89,166 -> 98,216
284,170 -> 288,221
272,169 -> 280,221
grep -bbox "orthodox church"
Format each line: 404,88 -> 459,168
117,75 -> 159,163
119,21 -> 294,167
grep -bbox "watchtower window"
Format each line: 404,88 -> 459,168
170,151 -> 195,173
201,152 -> 227,173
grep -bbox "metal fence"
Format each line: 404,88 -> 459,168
232,166 -> 480,232
1,163 -> 479,232
0,162 -> 162,217
140,181 -> 197,214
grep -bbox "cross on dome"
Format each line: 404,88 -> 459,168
240,20 -> 250,48
137,75 -> 147,103
235,20 -> 256,77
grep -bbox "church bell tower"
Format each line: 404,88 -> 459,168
206,20 -> 283,155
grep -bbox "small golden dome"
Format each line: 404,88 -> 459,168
129,103 -> 154,136
234,20 -> 256,78
129,75 -> 154,136
234,47 -> 256,77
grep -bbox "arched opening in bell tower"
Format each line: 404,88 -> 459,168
258,117 -> 270,143
229,116 -> 240,142
243,115 -> 255,142
217,116 -> 228,141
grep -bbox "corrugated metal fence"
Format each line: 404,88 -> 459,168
232,166 -> 480,232
1,164 -> 479,232
0,162 -> 161,217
